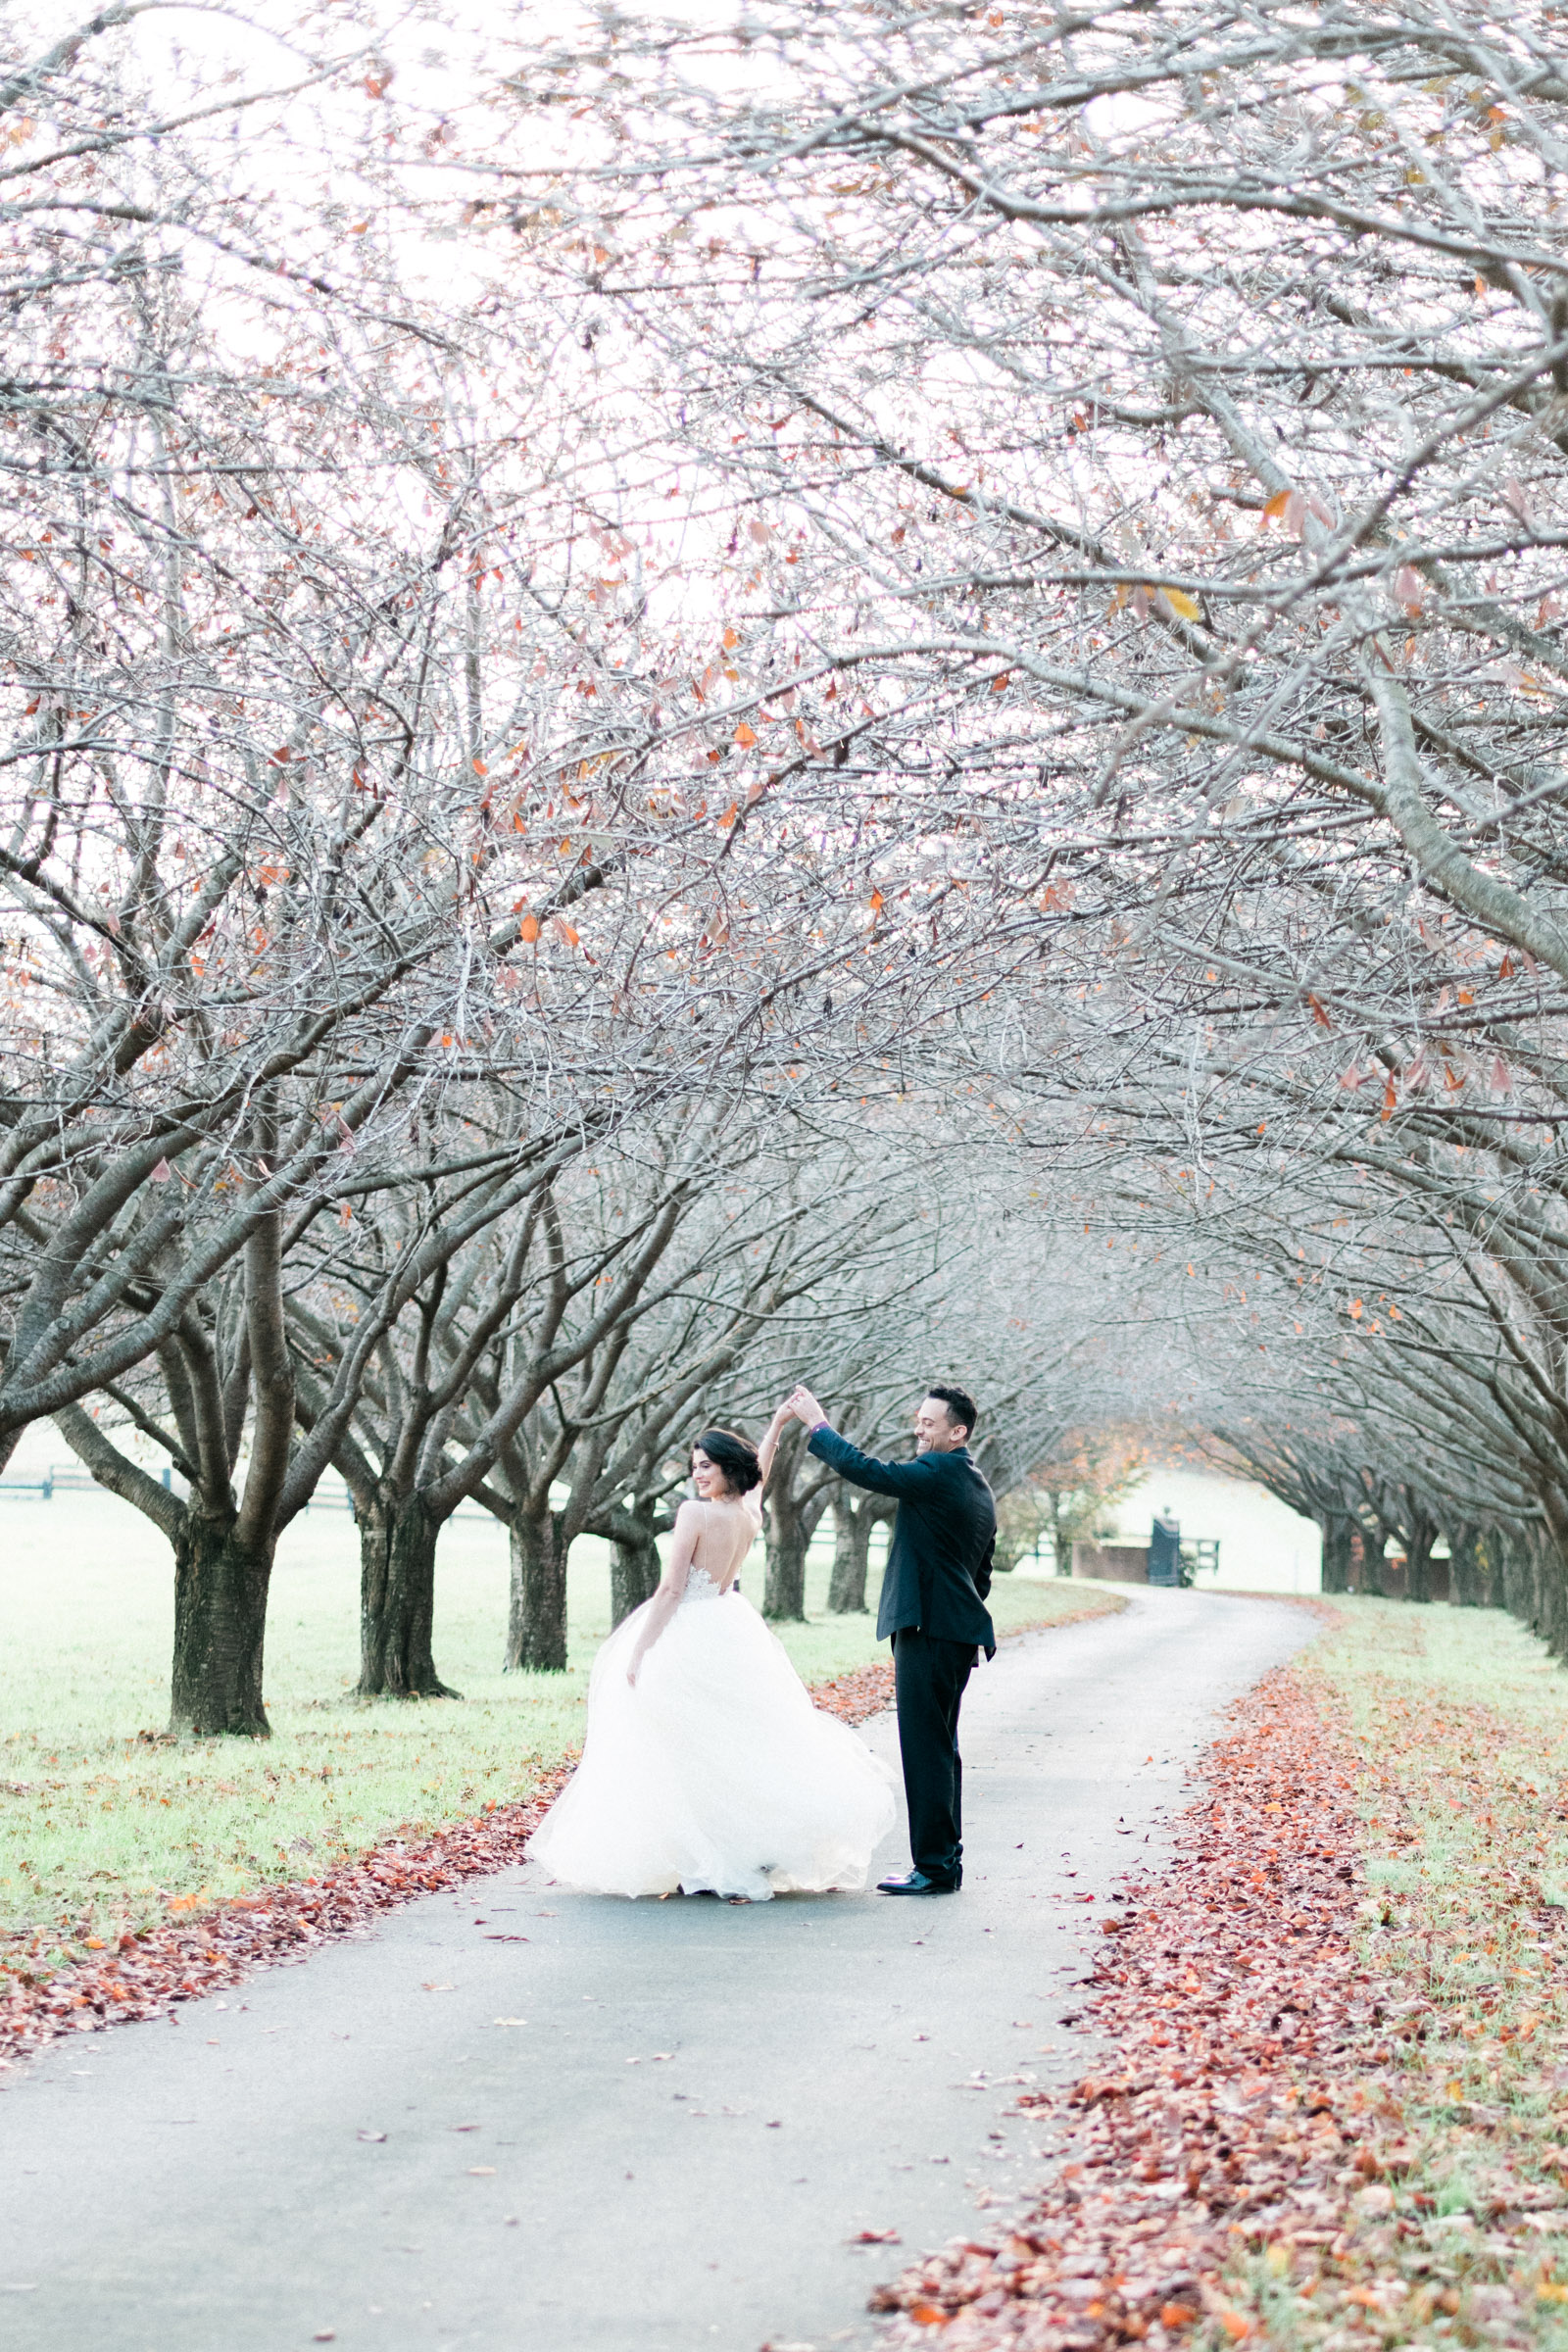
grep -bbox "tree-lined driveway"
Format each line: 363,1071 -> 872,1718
0,1591 -> 1314,2352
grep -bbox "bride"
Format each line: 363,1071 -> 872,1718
525,1408 -> 896,1901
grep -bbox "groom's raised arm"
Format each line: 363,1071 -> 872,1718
805,1423 -> 933,1497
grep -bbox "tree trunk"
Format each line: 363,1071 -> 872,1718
1448,1528 -> 1490,1608
357,1494 -> 461,1699
610,1525 -> 662,1627
827,1493 -> 874,1613
508,1508 -> 569,1671
1498,1526 -> 1536,1628
1405,1516 -> 1438,1603
1532,1506 -> 1568,1662
171,1511 -> 273,1737
1319,1513 -> 1354,1594
763,1487 -> 809,1621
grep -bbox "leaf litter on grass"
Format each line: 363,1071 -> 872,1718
0,1770 -> 574,2066
0,1599 -> 1116,2072
870,1602 -> 1568,2352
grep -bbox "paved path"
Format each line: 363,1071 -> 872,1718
0,1590 -> 1314,2352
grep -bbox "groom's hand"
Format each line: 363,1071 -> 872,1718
787,1383 -> 826,1429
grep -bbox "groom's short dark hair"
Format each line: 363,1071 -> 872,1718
927,1384 -> 978,1438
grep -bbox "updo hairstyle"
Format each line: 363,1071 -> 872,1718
693,1427 -> 762,1495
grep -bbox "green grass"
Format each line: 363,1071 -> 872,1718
1304,1597 -> 1568,2005
0,1492 -> 1114,1953
1250,1598 -> 1568,2348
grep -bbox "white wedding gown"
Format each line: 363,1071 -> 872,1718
526,1567 -> 897,1900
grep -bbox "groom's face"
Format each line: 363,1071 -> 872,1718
914,1396 -> 968,1453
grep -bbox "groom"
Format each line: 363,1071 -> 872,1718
785,1383 -> 997,1895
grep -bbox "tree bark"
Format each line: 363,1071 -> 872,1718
1531,1505 -> 1568,1662
1319,1512 -> 1354,1595
763,1482 -> 810,1621
171,1510 -> 273,1737
609,1525 -> 662,1627
827,1492 -> 883,1613
1448,1528 -> 1490,1608
1497,1526 -> 1537,1628
1405,1514 -> 1439,1604
357,1493 -> 461,1699
508,1507 -> 569,1671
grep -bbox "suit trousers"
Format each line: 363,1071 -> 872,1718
892,1627 -> 976,1886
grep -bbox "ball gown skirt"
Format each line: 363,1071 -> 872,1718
525,1571 -> 897,1900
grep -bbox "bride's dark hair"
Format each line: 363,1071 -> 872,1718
693,1427 -> 762,1494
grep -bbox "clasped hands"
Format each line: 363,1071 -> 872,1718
626,1389 -> 826,1690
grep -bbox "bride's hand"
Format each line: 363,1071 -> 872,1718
626,1656 -> 641,1688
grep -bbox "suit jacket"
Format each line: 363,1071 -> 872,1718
807,1427 -> 997,1653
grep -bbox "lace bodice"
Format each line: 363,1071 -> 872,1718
680,1565 -> 731,1605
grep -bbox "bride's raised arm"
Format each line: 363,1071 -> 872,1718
754,1401 -> 795,1491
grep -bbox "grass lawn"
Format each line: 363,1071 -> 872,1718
1254,1596 -> 1568,2347
1305,1595 -> 1568,2013
0,1490 -> 1116,1952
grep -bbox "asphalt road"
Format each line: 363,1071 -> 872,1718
0,1588 -> 1315,2352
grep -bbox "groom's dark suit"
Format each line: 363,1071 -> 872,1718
807,1427 -> 997,1887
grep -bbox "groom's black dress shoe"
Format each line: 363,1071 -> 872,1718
876,1869 -> 959,1896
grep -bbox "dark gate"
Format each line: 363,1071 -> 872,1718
1148,1514 -> 1182,1588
